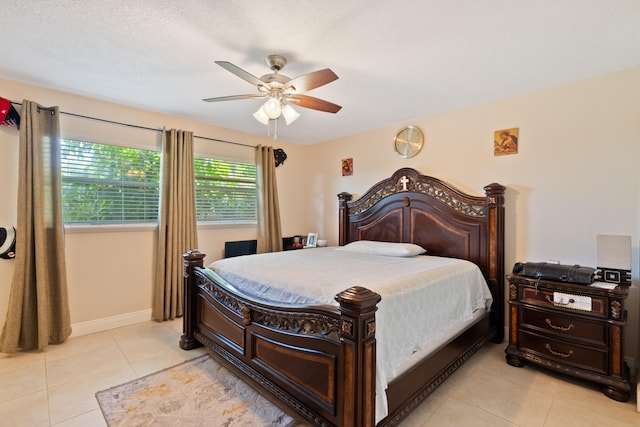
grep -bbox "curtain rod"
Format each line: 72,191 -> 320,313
9,100 -> 255,149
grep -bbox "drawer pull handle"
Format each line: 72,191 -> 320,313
545,318 -> 574,332
545,343 -> 573,358
545,295 -> 574,306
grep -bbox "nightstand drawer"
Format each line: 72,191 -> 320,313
520,307 -> 607,346
520,330 -> 607,373
521,287 -> 606,317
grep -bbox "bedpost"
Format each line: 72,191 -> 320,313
180,250 -> 205,350
335,286 -> 381,427
338,192 -> 353,246
484,183 -> 506,343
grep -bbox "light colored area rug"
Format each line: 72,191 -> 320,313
96,354 -> 298,426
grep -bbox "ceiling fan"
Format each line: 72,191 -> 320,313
203,54 -> 341,125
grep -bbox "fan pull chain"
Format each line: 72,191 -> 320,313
265,118 -> 278,140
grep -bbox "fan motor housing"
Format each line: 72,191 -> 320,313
260,73 -> 290,86
266,54 -> 287,71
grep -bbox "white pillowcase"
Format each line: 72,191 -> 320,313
336,240 -> 426,257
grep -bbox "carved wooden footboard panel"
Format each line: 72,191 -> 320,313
181,251 -> 382,426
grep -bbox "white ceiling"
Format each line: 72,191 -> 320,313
1,1 -> 639,144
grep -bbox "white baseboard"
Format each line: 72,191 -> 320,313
70,309 -> 152,338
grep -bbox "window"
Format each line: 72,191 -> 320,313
61,139 -> 257,225
194,157 -> 257,222
61,139 -> 160,224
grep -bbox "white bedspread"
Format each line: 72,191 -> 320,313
208,247 -> 492,422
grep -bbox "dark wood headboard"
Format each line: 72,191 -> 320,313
338,168 -> 506,340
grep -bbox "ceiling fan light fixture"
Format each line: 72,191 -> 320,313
253,106 -> 270,125
206,55 -> 340,133
262,98 -> 282,119
281,104 -> 300,125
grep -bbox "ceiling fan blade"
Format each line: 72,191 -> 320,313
215,61 -> 263,87
202,94 -> 266,102
284,68 -> 338,92
288,95 -> 342,113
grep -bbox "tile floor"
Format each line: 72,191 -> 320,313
0,319 -> 637,426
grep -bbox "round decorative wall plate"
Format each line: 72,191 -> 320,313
394,125 -> 424,158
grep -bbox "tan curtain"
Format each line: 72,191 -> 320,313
152,128 -> 198,321
0,100 -> 71,353
255,145 -> 282,253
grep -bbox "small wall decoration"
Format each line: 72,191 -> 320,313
494,128 -> 518,156
273,148 -> 287,167
394,125 -> 424,158
341,158 -> 353,176
0,97 -> 21,129
0,226 -> 16,259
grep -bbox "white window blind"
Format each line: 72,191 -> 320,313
60,139 -> 257,225
194,157 -> 257,222
61,139 -> 160,224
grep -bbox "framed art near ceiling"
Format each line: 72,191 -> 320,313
494,128 -> 518,156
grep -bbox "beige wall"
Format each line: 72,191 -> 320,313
306,67 -> 640,372
0,78 -> 309,327
1,68 -> 639,380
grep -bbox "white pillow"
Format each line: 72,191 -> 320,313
336,240 -> 426,257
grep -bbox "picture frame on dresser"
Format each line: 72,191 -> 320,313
305,232 -> 318,248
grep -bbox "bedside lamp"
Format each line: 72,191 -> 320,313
596,234 -> 631,285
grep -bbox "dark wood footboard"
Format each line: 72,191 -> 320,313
181,250 -> 382,427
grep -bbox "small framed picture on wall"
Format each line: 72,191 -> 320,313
342,158 -> 353,176
494,128 -> 518,156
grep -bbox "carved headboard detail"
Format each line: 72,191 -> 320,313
337,168 -> 505,335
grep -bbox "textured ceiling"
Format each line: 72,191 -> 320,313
1,1 -> 639,144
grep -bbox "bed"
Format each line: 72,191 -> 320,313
180,167 -> 505,426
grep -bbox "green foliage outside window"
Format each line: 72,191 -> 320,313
194,157 -> 257,222
61,139 -> 257,225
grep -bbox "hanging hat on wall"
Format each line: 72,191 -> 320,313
274,148 -> 287,167
0,226 -> 16,259
0,97 -> 20,129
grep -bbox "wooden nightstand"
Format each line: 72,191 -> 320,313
505,274 -> 630,401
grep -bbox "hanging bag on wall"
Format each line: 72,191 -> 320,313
0,226 -> 16,259
0,97 -> 20,128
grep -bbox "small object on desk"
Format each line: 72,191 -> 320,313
598,268 -> 632,285
317,239 -> 327,247
552,292 -> 591,311
590,281 -> 619,290
306,232 -> 318,248
512,261 -> 598,285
